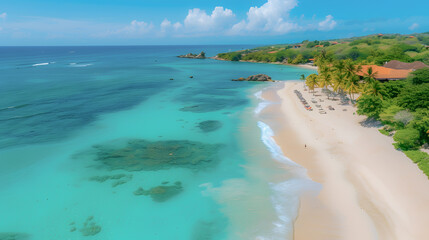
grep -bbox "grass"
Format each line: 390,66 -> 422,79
378,129 -> 390,136
404,150 -> 429,178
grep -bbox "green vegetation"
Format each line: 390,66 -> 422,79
216,33 -> 429,65
378,129 -> 391,136
356,95 -> 383,118
404,150 -> 429,178
393,128 -> 421,150
409,68 -> 429,84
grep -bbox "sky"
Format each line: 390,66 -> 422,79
0,0 -> 428,46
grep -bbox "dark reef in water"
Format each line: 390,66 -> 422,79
0,233 -> 30,240
134,181 -> 183,202
91,139 -> 222,172
79,216 -> 101,236
197,120 -> 222,133
89,174 -> 133,187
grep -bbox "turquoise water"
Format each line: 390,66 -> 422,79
0,46 -> 316,240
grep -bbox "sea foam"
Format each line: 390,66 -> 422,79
32,62 -> 49,67
257,121 -> 320,240
254,90 -> 272,115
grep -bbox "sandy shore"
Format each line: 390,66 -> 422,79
262,81 -> 429,240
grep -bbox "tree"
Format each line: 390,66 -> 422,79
300,74 -> 306,81
409,109 -> 429,143
381,80 -> 406,99
394,110 -> 414,126
363,81 -> 385,99
363,67 -> 377,85
409,68 -> 429,85
292,54 -> 305,64
379,105 -> 404,125
356,95 -> 384,118
318,65 -> 332,89
344,59 -> 361,80
345,75 -> 361,101
306,74 -> 318,94
397,84 -> 429,111
393,128 -> 421,150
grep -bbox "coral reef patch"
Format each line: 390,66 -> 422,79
79,216 -> 101,237
0,233 -> 29,240
89,174 -> 133,188
197,120 -> 222,133
91,139 -> 222,172
134,181 -> 183,202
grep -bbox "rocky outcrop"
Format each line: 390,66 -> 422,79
232,74 -> 273,82
178,51 -> 206,59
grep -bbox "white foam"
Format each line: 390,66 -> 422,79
254,90 -> 272,115
257,121 -> 321,240
257,121 -> 303,168
69,63 -> 92,67
32,62 -> 49,67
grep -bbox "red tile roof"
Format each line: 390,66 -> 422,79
358,65 -> 412,80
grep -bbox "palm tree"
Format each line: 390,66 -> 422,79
332,71 -> 346,99
345,75 -> 361,102
363,67 -> 377,85
305,74 -> 318,95
300,74 -> 306,89
344,59 -> 361,80
363,81 -> 384,99
317,64 -> 333,98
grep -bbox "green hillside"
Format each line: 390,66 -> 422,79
217,32 -> 429,65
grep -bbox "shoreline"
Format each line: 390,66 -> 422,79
210,56 -> 318,70
259,81 -> 429,239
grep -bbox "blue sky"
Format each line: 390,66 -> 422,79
0,0 -> 428,45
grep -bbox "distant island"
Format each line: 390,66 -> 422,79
178,51 -> 206,59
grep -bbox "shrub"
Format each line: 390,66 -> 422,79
379,105 -> 404,125
397,84 -> 429,111
409,109 -> 429,143
404,150 -> 429,178
393,128 -> 421,150
394,110 -> 414,126
379,129 -> 390,136
409,68 -> 429,85
356,95 -> 384,118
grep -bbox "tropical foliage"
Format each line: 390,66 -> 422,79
217,32 -> 429,65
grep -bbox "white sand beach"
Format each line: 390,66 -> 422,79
262,81 -> 429,240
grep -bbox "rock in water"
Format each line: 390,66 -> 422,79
232,74 -> 273,82
198,120 -> 222,133
178,51 -> 206,59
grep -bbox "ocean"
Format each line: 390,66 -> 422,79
0,46 -> 317,240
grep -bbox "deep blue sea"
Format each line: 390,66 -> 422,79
0,46 -> 316,240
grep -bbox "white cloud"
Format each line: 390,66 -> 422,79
230,0 -> 299,34
160,18 -> 182,33
124,20 -> 154,34
409,23 -> 419,30
318,15 -> 336,31
183,6 -> 235,32
0,12 -> 6,19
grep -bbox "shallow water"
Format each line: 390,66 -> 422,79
0,46 -> 316,239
